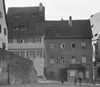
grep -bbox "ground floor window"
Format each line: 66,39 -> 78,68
97,67 -> 100,76
50,72 -> 54,79
85,71 -> 89,78
70,70 -> 75,76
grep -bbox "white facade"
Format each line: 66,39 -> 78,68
0,0 -> 8,50
8,36 -> 45,77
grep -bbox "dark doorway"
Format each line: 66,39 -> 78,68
97,67 -> 100,76
59,68 -> 67,81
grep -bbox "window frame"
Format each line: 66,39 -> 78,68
50,44 -> 55,49
60,43 -> 65,49
50,57 -> 55,64
0,24 -> 1,33
82,56 -> 86,63
71,56 -> 76,64
60,56 -> 66,64
71,42 -> 76,48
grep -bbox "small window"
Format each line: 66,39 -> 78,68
4,28 -> 6,35
0,11 -> 2,17
0,24 -> 1,33
82,56 -> 86,63
50,57 -> 55,64
50,44 -> 54,49
60,56 -> 66,63
60,43 -> 65,49
70,70 -> 75,76
85,71 -> 89,78
2,42 -> 6,50
71,42 -> 76,48
71,56 -> 76,64
81,42 -> 86,48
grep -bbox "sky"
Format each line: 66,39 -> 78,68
5,0 -> 100,20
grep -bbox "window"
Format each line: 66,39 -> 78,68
13,39 -> 17,43
50,44 -> 54,49
4,28 -> 6,35
97,67 -> 100,76
14,13 -> 21,18
0,24 -> 1,33
71,56 -> 76,64
71,42 -> 76,48
50,57 -> 55,64
0,11 -> 2,17
35,37 -> 41,43
60,43 -> 65,49
8,39 -> 13,43
70,70 -> 75,76
50,72 -> 54,79
60,56 -> 66,63
2,42 -> 6,50
85,71 -> 89,78
20,39 -> 24,43
81,42 -> 86,48
31,13 -> 38,17
82,56 -> 86,63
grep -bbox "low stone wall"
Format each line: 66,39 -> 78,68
0,48 -> 37,85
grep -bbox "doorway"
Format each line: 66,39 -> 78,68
59,68 -> 67,81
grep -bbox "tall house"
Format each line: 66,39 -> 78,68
7,3 -> 45,77
0,0 -> 8,50
44,17 -> 93,82
94,35 -> 100,82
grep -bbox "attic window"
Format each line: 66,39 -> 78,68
31,13 -> 38,17
14,13 -> 21,18
18,24 -> 26,30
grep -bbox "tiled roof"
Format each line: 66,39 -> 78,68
45,20 -> 93,39
7,7 -> 92,39
7,6 -> 45,38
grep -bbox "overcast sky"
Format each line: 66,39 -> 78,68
5,0 -> 100,20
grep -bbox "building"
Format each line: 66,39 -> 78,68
7,3 -> 45,78
90,13 -> 100,83
0,0 -> 8,50
44,17 -> 93,82
94,35 -> 100,83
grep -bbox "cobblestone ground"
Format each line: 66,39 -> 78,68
1,81 -> 100,87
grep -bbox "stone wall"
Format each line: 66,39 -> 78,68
0,48 -> 37,85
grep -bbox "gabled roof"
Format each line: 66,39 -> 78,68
7,6 -> 45,38
45,20 -> 93,39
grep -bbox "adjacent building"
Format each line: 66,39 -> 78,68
44,17 -> 93,82
0,0 -> 8,50
7,3 -> 45,77
94,35 -> 100,83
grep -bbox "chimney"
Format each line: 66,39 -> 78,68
69,16 -> 72,27
39,2 -> 43,11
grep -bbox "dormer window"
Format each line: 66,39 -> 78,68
81,42 -> 86,48
14,13 -> 22,18
31,13 -> 38,17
